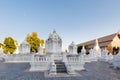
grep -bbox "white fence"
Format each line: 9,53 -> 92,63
33,55 -> 51,62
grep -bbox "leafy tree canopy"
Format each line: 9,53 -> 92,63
77,44 -> 88,53
77,46 -> 82,53
42,48 -> 46,54
40,39 -> 45,47
0,43 -> 3,48
3,37 -> 17,54
26,32 -> 41,53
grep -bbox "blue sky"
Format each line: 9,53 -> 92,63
0,0 -> 120,50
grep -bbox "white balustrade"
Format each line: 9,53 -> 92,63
67,56 -> 80,63
5,54 -> 32,62
65,55 -> 85,71
34,56 -> 50,62
29,54 -> 51,71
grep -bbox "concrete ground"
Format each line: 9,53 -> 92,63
0,61 -> 120,80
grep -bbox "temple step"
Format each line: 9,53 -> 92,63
54,60 -> 67,73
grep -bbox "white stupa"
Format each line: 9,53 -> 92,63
93,39 -> 101,57
81,45 -> 86,55
68,41 -> 78,55
45,30 -> 62,54
19,40 -> 30,54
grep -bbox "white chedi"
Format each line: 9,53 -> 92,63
81,45 -> 86,55
88,48 -> 98,61
38,46 -> 44,54
101,48 -> 109,61
93,39 -> 101,57
19,40 -> 30,54
101,48 -> 108,58
68,41 -> 77,55
89,48 -> 96,58
45,30 -> 62,54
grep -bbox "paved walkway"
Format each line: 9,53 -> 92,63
77,61 -> 120,80
0,61 -> 119,80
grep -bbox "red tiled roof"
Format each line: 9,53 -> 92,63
77,33 -> 117,48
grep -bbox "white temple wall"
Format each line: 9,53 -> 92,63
5,54 -> 33,63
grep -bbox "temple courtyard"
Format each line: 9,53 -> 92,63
0,61 -> 120,80
0,31 -> 120,80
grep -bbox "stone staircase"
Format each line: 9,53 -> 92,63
54,60 -> 67,73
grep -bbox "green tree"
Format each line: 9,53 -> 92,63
40,39 -> 45,47
77,45 -> 88,54
85,45 -> 88,50
77,46 -> 82,53
42,48 -> 46,54
26,32 -> 41,53
3,37 -> 17,54
0,43 -> 3,48
107,44 -> 113,54
112,46 -> 119,55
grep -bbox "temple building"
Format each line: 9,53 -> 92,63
45,30 -> 62,54
1,30 -> 116,74
77,32 -> 120,54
